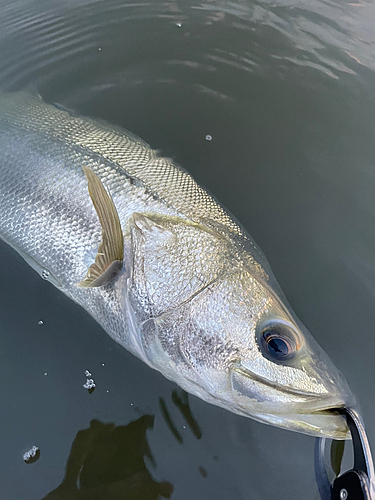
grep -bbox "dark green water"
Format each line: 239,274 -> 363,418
0,0 -> 375,498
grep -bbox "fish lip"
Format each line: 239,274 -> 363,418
259,408 -> 350,438
233,364 -> 325,399
233,364 -> 352,411
310,405 -> 347,416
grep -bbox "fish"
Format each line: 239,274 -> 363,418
0,91 -> 354,438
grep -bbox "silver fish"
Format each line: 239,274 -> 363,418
0,92 -> 353,438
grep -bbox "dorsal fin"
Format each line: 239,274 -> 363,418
78,167 -> 124,288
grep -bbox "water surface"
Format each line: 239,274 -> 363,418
0,0 -> 375,498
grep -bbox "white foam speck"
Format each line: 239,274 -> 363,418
23,446 -> 39,463
83,378 -> 96,389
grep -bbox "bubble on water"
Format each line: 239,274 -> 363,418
106,390 -> 110,393
38,320 -> 44,325
176,22 -> 182,27
205,134 -> 212,141
83,378 -> 96,393
43,372 -> 48,376
41,270 -> 50,280
85,370 -> 91,377
101,363 -> 105,367
23,445 -> 40,464
98,47 -> 102,51
182,425 -> 187,429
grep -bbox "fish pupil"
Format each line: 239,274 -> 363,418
267,337 -> 288,357
260,326 -> 296,362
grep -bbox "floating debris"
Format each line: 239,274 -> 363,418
176,23 -> 182,28
23,445 -> 40,464
83,378 -> 96,393
38,320 -> 44,325
43,372 -> 48,376
85,370 -> 91,377
205,135 -> 212,141
198,466 -> 208,478
101,363 -> 105,367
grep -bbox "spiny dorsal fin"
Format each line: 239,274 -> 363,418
78,167 -> 124,288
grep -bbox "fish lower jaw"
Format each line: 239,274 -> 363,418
248,408 -> 350,439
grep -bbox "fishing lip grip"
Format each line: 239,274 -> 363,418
314,407 -> 375,500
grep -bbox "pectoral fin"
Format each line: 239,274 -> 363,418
78,167 -> 124,288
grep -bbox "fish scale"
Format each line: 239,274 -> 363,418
0,91 -> 244,235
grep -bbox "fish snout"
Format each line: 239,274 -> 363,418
230,360 -> 355,438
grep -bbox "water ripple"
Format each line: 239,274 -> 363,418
1,0 -> 374,92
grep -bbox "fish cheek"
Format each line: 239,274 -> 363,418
135,312 -> 204,390
152,303 -> 240,396
230,367 -> 307,415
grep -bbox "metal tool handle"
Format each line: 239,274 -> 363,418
314,408 -> 375,500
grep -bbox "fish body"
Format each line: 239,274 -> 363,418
0,92 -> 353,438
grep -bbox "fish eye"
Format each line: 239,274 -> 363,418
259,322 -> 298,362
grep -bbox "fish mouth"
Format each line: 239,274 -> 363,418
233,364 -> 326,399
230,365 -> 352,438
250,407 -> 350,439
232,364 -> 351,406
311,406 -> 346,417
310,406 -> 350,438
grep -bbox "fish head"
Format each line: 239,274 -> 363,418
129,214 -> 354,438
223,269 -> 354,439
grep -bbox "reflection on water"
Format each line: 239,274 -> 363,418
171,390 -> 202,440
1,0 -> 374,96
39,391 -> 203,499
159,398 -> 184,445
42,416 -> 173,500
330,439 -> 345,477
159,389 -> 202,444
